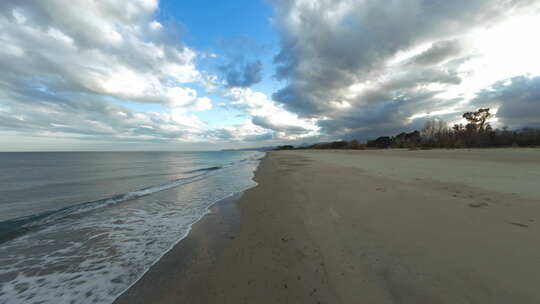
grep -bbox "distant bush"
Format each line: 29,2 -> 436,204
295,140 -> 367,150
417,109 -> 540,148
367,136 -> 392,149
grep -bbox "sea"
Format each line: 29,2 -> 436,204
0,151 -> 264,304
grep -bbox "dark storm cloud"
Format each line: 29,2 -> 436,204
269,0 -> 538,139
215,36 -> 271,88
221,60 -> 263,88
318,89 -> 459,139
405,40 -> 465,67
472,75 -> 540,128
381,68 -> 463,91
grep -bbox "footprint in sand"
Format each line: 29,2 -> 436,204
508,221 -> 529,228
468,202 -> 489,208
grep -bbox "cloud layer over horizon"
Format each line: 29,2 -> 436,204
1,0 -> 540,150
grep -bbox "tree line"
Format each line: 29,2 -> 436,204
276,108 -> 540,150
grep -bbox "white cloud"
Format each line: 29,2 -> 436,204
166,87 -> 198,107
149,20 -> 163,31
0,0 -> 206,109
192,97 -> 213,111
0,0 -> 231,148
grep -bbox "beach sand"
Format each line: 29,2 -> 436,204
115,148 -> 540,303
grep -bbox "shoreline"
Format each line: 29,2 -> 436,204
111,153 -> 266,303
115,149 -> 540,303
114,191 -> 246,303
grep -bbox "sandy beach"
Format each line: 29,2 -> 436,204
116,148 -> 540,304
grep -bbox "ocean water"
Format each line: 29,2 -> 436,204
0,151 -> 264,304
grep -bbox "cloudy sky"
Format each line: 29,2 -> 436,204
1,0 -> 539,151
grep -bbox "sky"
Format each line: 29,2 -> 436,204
1,0 -> 540,151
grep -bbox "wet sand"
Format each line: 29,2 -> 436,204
115,148 -> 540,303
